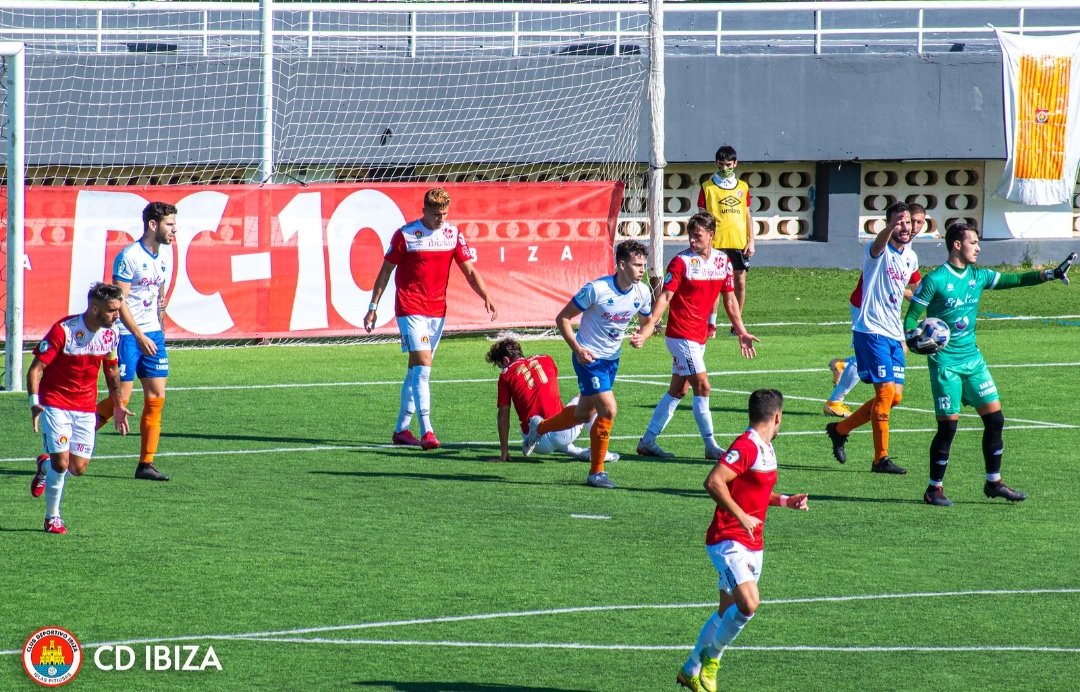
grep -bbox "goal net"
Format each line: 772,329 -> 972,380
0,2 -> 649,355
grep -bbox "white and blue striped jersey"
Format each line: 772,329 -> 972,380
572,275 -> 652,361
112,240 -> 173,335
852,241 -> 919,341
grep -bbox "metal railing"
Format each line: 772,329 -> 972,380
1,1 -> 1080,57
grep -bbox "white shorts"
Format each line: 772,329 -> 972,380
397,315 -> 445,353
525,425 -> 586,455
39,406 -> 97,458
666,336 -> 707,377
707,539 -> 764,594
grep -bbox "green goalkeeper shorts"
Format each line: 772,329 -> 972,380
928,354 -> 999,416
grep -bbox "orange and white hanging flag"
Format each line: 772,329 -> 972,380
996,29 -> 1080,205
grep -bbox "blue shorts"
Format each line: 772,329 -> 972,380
852,331 -> 905,385
118,331 -> 170,382
572,355 -> 619,396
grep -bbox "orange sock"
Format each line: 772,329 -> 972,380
140,397 -> 165,463
589,417 -> 613,476
870,383 -> 896,461
837,400 -> 873,435
538,405 -> 578,436
96,397 -> 129,430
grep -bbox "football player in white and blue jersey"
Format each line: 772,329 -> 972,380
522,240 -> 652,489
94,201 -> 175,482
826,202 -> 918,475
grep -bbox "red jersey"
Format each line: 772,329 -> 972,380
33,314 -> 120,413
706,428 -> 778,551
385,218 -> 474,318
497,355 -> 564,433
662,248 -> 734,343
849,269 -> 921,308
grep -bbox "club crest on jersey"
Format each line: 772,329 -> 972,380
58,436 -> 68,445
443,227 -> 454,239
946,283 -> 955,292
74,330 -> 85,342
690,258 -> 700,267
969,279 -> 977,288
606,298 -> 614,306
723,449 -> 740,464
413,230 -> 424,239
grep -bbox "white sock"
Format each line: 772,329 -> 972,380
412,365 -> 433,435
642,393 -> 681,443
706,603 -> 754,659
396,367 -> 415,432
44,463 -> 67,519
683,610 -> 721,675
692,396 -> 717,449
829,356 -> 860,401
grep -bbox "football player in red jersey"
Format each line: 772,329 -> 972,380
484,336 -> 618,463
364,188 -> 497,451
27,283 -> 132,534
677,389 -> 808,692
632,212 -> 758,461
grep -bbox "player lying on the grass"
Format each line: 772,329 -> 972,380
484,336 -> 619,463
676,389 -> 808,692
630,212 -> 758,461
27,283 -> 132,535
522,240 -> 652,489
904,222 -> 1075,507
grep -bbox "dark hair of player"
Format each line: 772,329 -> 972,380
884,201 -> 910,225
87,281 -> 123,304
945,221 -> 978,251
907,202 -> 927,215
714,145 -> 737,163
143,201 -> 178,231
615,239 -> 648,264
485,337 -> 524,367
748,388 -> 784,424
687,212 -> 716,235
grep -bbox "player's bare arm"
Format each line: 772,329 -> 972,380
769,492 -> 809,511
705,461 -> 760,539
492,404 -> 512,462
115,280 -> 156,355
459,261 -> 498,321
744,211 -> 756,259
363,260 -> 396,333
555,301 -> 594,363
630,290 -> 672,348
722,291 -> 759,358
26,358 -> 46,432
103,359 -> 132,435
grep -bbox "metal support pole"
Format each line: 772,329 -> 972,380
647,0 -> 666,284
258,0 -> 274,183
3,42 -> 25,391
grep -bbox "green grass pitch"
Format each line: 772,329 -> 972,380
2,266 -> 1078,690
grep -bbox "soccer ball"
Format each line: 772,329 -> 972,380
909,316 -> 950,355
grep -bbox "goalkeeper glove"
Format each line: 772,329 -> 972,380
904,330 -> 919,352
1044,252 -> 1077,285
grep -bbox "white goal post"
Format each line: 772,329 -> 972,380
1,40 -> 24,392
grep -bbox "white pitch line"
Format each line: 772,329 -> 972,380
570,514 -> 611,520
2,587 -> 1077,657
0,421 -> 1071,466
229,637 -> 1080,654
12,360 -> 1076,396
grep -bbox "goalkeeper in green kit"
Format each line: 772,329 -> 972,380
903,221 -> 1075,507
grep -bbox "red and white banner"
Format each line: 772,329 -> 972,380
6,182 -> 621,340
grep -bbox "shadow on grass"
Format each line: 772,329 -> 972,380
353,682 -> 591,692
808,493 -> 926,505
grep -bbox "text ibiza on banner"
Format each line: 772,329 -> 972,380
11,182 -> 621,340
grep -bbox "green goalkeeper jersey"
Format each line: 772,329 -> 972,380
909,263 -> 1000,365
